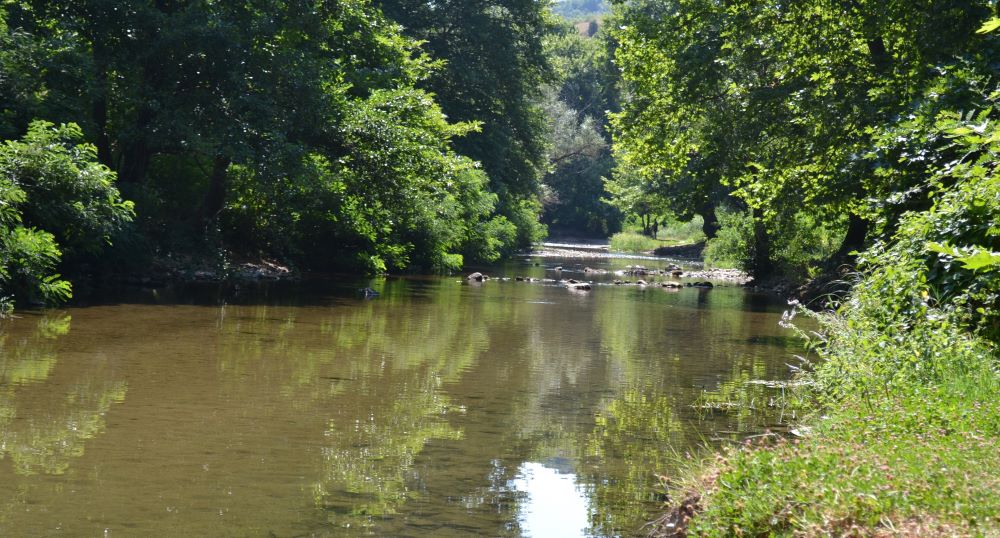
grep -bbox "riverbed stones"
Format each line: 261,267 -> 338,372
467,272 -> 487,282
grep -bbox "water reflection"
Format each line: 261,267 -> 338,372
513,462 -> 590,538
0,258 -> 801,536
0,314 -> 127,476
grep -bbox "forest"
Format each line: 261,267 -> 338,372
1,0 -> 999,534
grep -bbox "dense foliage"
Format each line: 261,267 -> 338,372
375,0 -> 555,249
665,95 -> 1000,536
540,18 -> 622,237
0,0 -> 557,309
608,0 -> 999,278
0,121 -> 133,311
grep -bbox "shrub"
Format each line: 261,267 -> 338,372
0,121 -> 133,311
608,231 -> 659,253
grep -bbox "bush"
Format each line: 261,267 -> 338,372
703,208 -> 845,276
0,122 -> 134,259
703,209 -> 753,269
608,231 -> 659,253
0,121 -> 133,311
672,92 -> 1000,537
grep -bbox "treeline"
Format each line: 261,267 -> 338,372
606,0 -> 1000,280
0,0 -> 553,311
540,9 -> 622,237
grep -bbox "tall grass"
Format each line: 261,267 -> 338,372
608,231 -> 660,253
611,215 -> 706,253
655,166 -> 1000,536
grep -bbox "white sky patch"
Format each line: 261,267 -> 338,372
512,462 -> 591,538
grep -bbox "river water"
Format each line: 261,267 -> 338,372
0,255 -> 799,537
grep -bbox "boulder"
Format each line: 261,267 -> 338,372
467,272 -> 486,282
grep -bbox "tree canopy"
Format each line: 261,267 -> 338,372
0,0 -> 558,309
608,0 -> 999,277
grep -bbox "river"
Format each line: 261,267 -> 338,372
0,254 -> 799,537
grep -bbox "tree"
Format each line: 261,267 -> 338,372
0,121 -> 133,310
375,0 -> 555,248
609,0 -> 997,277
540,21 -> 622,236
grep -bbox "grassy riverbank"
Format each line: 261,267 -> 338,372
654,157 -> 999,536
608,217 -> 706,254
660,329 -> 999,536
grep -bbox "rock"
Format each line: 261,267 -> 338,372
671,270 -> 684,277
691,281 -> 714,288
566,279 -> 581,284
666,263 -> 682,272
553,266 -> 563,271
661,282 -> 683,289
568,282 -> 592,291
636,280 -> 648,286
621,264 -> 650,276
467,272 -> 486,282
193,270 -> 217,281
613,279 -> 624,285
515,276 -> 525,281
359,287 -> 379,298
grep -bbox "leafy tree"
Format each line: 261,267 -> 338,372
0,121 -> 132,310
375,0 -> 555,248
609,0 -> 998,277
2,0 -> 522,276
540,20 -> 622,237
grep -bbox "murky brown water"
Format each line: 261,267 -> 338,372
0,256 -> 800,537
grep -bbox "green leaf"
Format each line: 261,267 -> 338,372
926,242 -> 960,257
976,18 -> 1000,34
956,250 -> 1000,271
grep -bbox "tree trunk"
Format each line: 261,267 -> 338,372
699,203 -> 720,240
91,55 -> 113,167
199,155 -> 231,223
830,213 -> 869,265
751,208 -> 774,278
117,107 -> 154,184
118,139 -> 151,184
866,36 -> 890,73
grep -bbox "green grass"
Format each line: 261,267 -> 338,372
610,216 -> 706,253
658,215 -> 706,245
658,296 -> 1000,536
608,231 -> 661,253
682,360 -> 1000,536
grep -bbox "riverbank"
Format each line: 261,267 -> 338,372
111,255 -> 299,288
651,342 -> 1000,536
647,174 -> 1000,536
